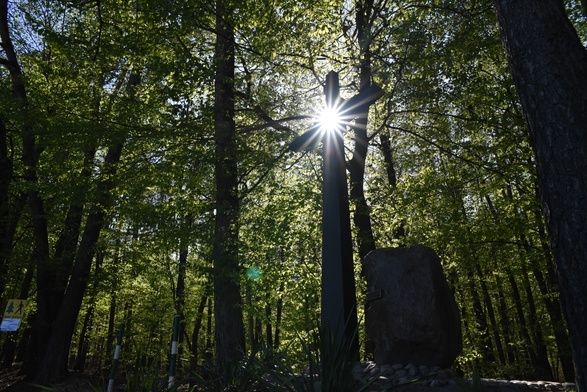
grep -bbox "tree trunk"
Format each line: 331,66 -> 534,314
499,187 -> 554,379
105,290 -> 117,364
507,268 -> 536,377
466,264 -> 495,363
15,318 -> 32,364
265,293 -> 272,348
531,195 -> 575,381
48,145 -> 97,317
72,304 -> 94,372
520,261 -> 553,380
508,181 -> 574,381
105,237 -> 122,363
274,281 -> 284,349
34,66 -> 138,382
33,146 -> 98,369
190,287 -> 210,369
379,130 -> 406,241
475,263 -> 506,366
493,1 -> 587,388
213,0 -> 245,374
457,196 -> 494,365
206,296 -> 213,353
33,75 -> 102,377
0,119 -> 27,302
123,302 -> 133,357
495,273 -> 517,367
254,317 -> 261,352
246,287 -> 254,351
349,0 -> 377,262
349,0 -> 379,361
35,140 -> 125,382
529,253 -> 575,381
484,194 -> 524,374
73,252 -> 103,372
379,130 -> 397,188
1,0 -> 51,377
0,117 -> 13,300
175,214 -> 191,368
458,287 -> 473,359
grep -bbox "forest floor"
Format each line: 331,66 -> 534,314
0,364 -> 103,392
0,363 -> 577,392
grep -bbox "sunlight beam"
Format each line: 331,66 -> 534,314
317,105 -> 343,134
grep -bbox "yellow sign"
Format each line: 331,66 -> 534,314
3,299 -> 26,318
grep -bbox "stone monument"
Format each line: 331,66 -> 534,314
363,245 -> 462,368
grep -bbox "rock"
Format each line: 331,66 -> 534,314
429,366 -> 441,374
406,363 -> 417,377
363,245 -> 463,368
430,379 -> 449,387
361,363 -> 376,376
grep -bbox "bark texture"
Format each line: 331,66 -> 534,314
493,0 -> 587,388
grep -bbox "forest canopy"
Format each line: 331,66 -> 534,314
1,0 -> 586,389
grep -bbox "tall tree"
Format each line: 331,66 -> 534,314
493,0 -> 587,389
213,0 -> 245,373
0,0 -> 52,376
0,0 -> 28,305
35,110 -> 132,382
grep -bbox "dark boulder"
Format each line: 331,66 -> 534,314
363,245 -> 462,368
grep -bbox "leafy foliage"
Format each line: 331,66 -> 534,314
0,0 -> 580,384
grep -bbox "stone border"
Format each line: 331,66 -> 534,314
353,362 -> 577,391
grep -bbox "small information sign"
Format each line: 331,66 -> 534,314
1,299 -> 27,332
3,299 -> 26,318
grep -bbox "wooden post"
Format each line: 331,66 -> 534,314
168,314 -> 181,389
107,322 -> 124,392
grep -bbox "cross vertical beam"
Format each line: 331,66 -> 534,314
289,70 -> 383,360
321,71 -> 358,359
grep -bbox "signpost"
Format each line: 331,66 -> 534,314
290,71 -> 383,359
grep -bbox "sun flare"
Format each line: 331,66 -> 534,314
317,106 -> 342,134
